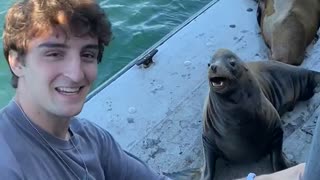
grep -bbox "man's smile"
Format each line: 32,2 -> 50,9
55,86 -> 85,95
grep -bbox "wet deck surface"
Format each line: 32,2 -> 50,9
78,0 -> 320,179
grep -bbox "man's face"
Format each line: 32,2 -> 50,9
16,29 -> 98,118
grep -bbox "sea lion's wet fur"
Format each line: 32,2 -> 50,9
257,0 -> 320,65
202,49 -> 320,180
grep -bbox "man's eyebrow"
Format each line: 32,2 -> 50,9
37,43 -> 68,48
37,43 -> 99,50
82,44 -> 99,50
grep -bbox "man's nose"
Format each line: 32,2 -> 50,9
64,56 -> 84,82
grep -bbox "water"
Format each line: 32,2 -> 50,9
0,0 -> 211,108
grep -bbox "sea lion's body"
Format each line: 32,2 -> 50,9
257,0 -> 320,65
201,49 -> 320,180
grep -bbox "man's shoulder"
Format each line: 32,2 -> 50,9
71,117 -> 107,133
0,133 -> 16,160
0,103 -> 10,120
71,117 -> 115,142
0,103 -> 26,158
0,103 -> 18,135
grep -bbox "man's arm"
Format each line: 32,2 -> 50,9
99,128 -> 169,180
236,163 -> 304,180
122,150 -> 170,180
303,115 -> 320,180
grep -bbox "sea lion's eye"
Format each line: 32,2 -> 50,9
229,59 -> 236,67
207,63 -> 211,67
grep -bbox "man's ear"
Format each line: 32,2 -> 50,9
8,50 -> 24,77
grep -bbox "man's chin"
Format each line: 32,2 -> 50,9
55,104 -> 84,118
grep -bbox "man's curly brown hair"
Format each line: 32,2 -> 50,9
3,0 -> 112,88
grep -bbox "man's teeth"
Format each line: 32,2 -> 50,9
56,87 -> 81,93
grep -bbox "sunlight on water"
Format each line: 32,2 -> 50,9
0,0 -> 211,108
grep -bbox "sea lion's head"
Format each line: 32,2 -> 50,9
208,49 -> 249,94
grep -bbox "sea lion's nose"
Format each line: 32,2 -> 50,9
210,64 -> 217,73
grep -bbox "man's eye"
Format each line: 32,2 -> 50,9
81,50 -> 98,58
82,53 -> 95,58
45,51 -> 64,57
81,51 -> 98,63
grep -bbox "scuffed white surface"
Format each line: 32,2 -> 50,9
78,0 -> 320,179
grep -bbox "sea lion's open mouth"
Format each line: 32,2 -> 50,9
210,77 -> 227,87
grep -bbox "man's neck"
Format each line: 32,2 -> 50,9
15,96 -> 71,140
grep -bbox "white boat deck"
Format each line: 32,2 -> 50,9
78,0 -> 320,179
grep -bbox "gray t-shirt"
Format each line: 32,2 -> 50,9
0,100 -> 168,180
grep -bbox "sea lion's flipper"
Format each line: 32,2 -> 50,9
270,145 -> 288,171
314,19 -> 320,44
270,126 -> 291,171
256,0 -> 263,27
312,33 -> 319,44
253,61 -> 320,112
314,84 -> 320,94
312,71 -> 320,93
271,150 -> 298,172
287,104 -> 295,112
163,168 -> 202,180
201,135 -> 219,180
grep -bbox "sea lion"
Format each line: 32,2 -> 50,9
257,0 -> 320,65
201,48 -> 320,180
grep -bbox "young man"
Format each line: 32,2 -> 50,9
0,0 -> 168,179
0,0 -> 313,180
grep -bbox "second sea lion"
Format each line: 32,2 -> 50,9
257,0 -> 320,65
